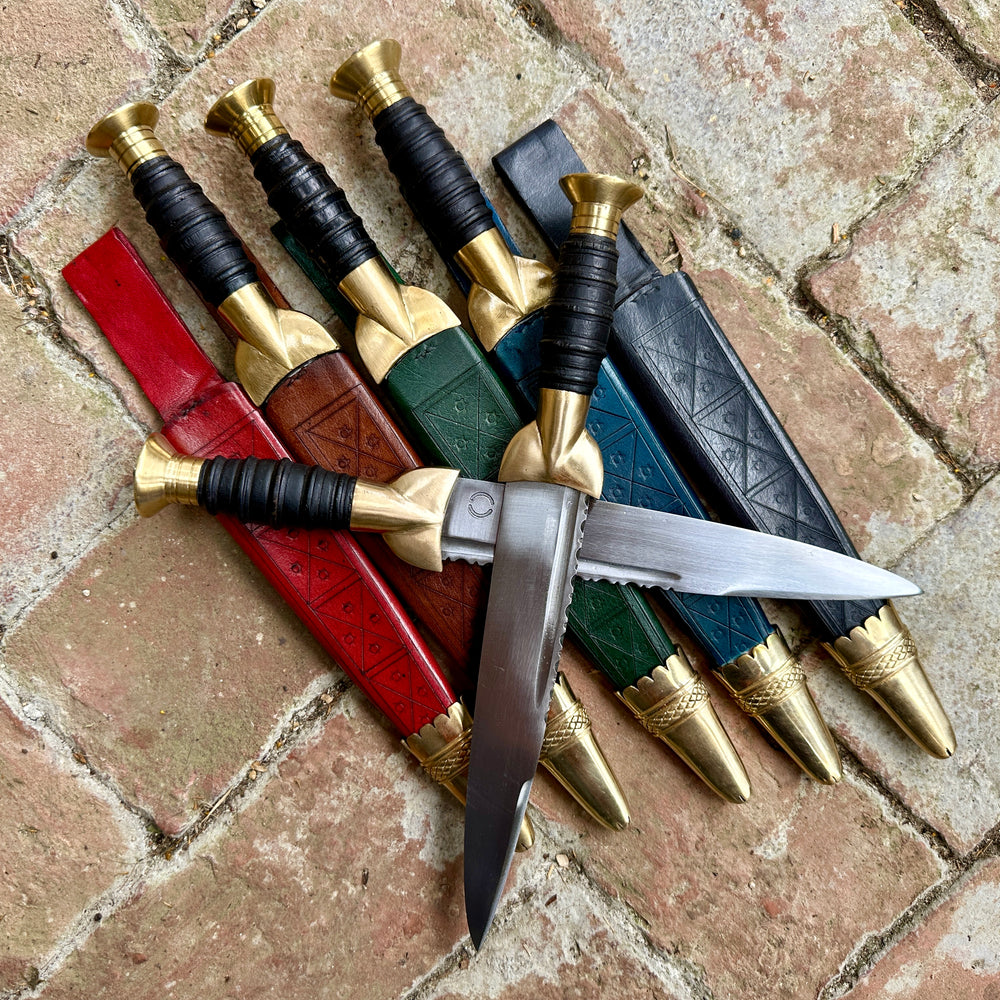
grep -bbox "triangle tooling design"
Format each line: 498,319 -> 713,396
698,394 -> 789,495
421,370 -> 517,477
747,469 -> 844,548
256,527 -> 355,606
671,592 -> 766,663
570,578 -> 653,662
196,412 -> 266,460
296,395 -> 407,482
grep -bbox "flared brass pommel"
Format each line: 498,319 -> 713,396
330,39 -> 411,119
561,173 -> 643,239
204,78 -> 287,156
86,102 -> 166,177
618,649 -> 751,803
499,388 -> 604,496
404,702 -> 534,851
825,602 -> 955,758
719,631 -> 842,784
539,672 -> 630,830
133,433 -> 203,517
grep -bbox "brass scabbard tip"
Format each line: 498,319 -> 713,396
619,650 -> 751,803
540,673 -> 630,830
719,631 -> 842,784
404,702 -> 534,851
133,433 -> 203,517
825,603 -> 955,759
560,172 -> 643,238
330,39 -> 410,118
204,78 -> 287,156
87,102 -> 166,175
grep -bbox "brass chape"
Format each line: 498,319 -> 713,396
618,649 -> 751,803
86,102 -> 167,178
824,602 -> 955,758
351,468 -> 459,572
330,39 -> 412,120
218,283 -> 340,404
538,672 -> 630,831
133,433 -> 204,517
499,388 -> 604,496
404,702 -> 534,852
337,258 -> 461,382
561,173 -> 643,239
454,229 -> 553,351
204,78 -> 288,156
718,630 -> 841,784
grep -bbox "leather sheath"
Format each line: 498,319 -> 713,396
493,122 -> 881,641
277,226 -> 678,691
62,228 -> 456,736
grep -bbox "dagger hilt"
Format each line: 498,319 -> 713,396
87,102 -> 258,306
498,173 -> 642,496
205,79 -> 381,288
134,434 -> 459,572
330,39 -> 495,260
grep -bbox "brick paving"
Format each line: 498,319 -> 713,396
2,0 -> 999,997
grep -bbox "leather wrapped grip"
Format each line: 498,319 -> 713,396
372,97 -> 495,259
250,135 -> 379,287
129,156 -> 258,306
540,232 -> 618,396
198,455 -> 356,530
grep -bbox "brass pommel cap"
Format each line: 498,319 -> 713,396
825,602 -> 955,759
404,702 -> 534,852
86,101 -> 166,178
561,172 -> 643,239
719,631 -> 842,784
539,672 -> 630,830
204,78 -> 288,156
619,649 -> 751,804
330,38 -> 411,119
133,433 -> 203,518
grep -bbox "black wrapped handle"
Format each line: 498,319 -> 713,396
539,232 -> 619,396
198,456 -> 356,530
250,135 -> 379,287
129,155 -> 258,307
372,97 -> 496,259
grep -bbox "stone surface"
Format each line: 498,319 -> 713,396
808,104 -> 1000,470
134,0 -> 234,56
37,689 -> 470,1000
529,654 -> 947,1000
3,508 -> 334,836
936,0 -> 1000,71
536,0 -> 978,273
843,859 -> 1000,999
0,289 -> 141,622
0,0 -> 154,226
0,699 -> 143,994
808,472 -> 1000,853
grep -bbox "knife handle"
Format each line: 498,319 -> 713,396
330,39 -> 494,260
87,102 -> 258,307
205,79 -> 382,288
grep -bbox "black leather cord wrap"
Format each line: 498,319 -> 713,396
250,135 -> 379,287
130,156 -> 257,306
540,232 -> 618,395
197,456 -> 356,530
372,97 -> 495,259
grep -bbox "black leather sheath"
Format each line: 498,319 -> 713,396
494,121 -> 882,640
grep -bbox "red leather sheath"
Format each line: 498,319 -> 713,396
62,228 -> 454,735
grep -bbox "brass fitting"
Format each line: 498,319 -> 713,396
86,102 -> 166,177
133,433 -> 203,517
330,39 -> 411,119
562,173 -> 643,239
204,78 -> 287,155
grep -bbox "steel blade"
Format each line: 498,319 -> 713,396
463,482 -> 588,948
440,478 -> 919,600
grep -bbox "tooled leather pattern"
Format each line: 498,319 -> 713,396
264,352 -> 488,674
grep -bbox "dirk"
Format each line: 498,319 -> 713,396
329,39 -> 840,785
494,120 -> 954,759
63,227 -> 534,851
199,80 -> 629,831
